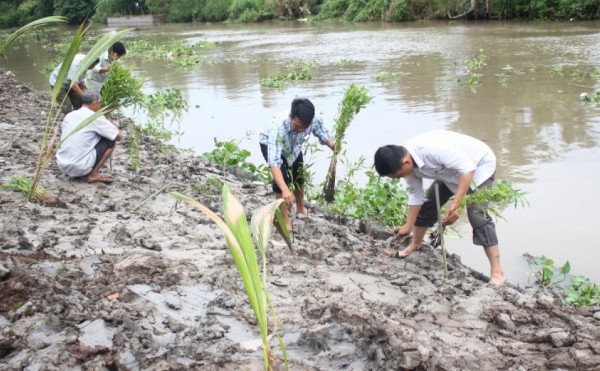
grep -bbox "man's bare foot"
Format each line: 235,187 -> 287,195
489,272 -> 506,286
86,174 -> 113,184
296,205 -> 308,218
397,245 -> 419,258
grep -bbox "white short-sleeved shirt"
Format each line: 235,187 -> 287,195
49,53 -> 87,87
86,51 -> 110,92
403,130 -> 496,206
56,107 -> 119,177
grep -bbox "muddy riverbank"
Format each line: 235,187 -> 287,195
1,71 -> 599,370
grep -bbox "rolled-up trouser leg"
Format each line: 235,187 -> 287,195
467,176 -> 499,247
414,180 -> 454,228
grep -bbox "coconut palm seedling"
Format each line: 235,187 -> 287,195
171,185 -> 290,371
324,84 -> 372,203
1,19 -> 130,203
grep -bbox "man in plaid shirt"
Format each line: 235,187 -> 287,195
259,98 -> 337,230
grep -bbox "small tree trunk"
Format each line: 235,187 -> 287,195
448,0 -> 477,19
323,153 -> 338,203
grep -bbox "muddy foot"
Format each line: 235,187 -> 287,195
86,175 -> 113,184
296,206 -> 308,218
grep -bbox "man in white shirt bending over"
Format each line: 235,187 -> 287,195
56,90 -> 122,184
374,130 -> 505,285
49,54 -> 99,114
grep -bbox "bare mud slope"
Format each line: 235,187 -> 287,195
1,71 -> 599,370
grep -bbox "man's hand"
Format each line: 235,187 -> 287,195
281,189 -> 294,209
393,225 -> 411,240
443,203 -> 460,225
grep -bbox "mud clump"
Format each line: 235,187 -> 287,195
1,71 -> 600,370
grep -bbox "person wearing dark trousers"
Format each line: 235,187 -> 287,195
374,130 -> 506,285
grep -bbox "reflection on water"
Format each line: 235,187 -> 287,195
2,21 -> 600,284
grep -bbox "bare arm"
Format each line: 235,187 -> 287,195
325,138 -> 338,153
444,170 -> 474,225
395,204 -> 422,238
71,83 -> 84,96
269,166 -> 293,208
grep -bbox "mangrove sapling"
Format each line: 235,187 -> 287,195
202,137 -> 270,182
30,27 -> 130,202
101,61 -> 145,113
142,89 -> 189,146
324,84 -> 372,202
323,155 -> 409,230
171,186 -> 290,371
459,179 -> 528,221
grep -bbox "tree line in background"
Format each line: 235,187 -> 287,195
2,0 -> 600,28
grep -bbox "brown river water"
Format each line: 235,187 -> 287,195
2,20 -> 599,285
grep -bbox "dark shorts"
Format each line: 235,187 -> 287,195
260,143 -> 304,194
92,137 -> 116,170
415,175 -> 498,248
52,84 -> 82,115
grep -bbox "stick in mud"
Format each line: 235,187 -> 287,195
130,184 -> 169,213
435,182 -> 449,278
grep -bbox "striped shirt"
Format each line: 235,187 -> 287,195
259,112 -> 332,167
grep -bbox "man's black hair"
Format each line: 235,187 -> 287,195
290,98 -> 315,127
111,42 -> 127,57
374,145 -> 407,176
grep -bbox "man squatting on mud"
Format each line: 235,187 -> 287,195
374,130 -> 506,285
56,90 -> 123,184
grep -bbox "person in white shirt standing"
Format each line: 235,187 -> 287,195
56,90 -> 123,184
374,130 -> 506,285
49,54 -> 99,114
86,42 -> 127,95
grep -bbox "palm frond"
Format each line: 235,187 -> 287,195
0,16 -> 67,58
170,188 -> 289,371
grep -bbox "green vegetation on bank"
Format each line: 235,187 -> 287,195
528,255 -> 600,307
3,0 -> 600,28
101,62 -> 189,170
